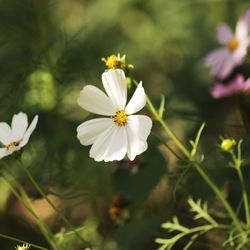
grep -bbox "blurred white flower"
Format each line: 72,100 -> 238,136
77,69 -> 152,162
0,112 -> 38,159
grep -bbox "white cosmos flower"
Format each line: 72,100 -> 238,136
77,69 -> 152,162
0,112 -> 38,159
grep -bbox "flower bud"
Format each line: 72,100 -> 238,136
220,138 -> 236,151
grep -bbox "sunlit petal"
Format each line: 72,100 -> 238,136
78,85 -> 116,116
0,148 -> 8,159
20,115 -> 38,147
0,122 -> 11,145
125,82 -> 146,115
102,69 -> 127,109
11,112 -> 28,141
126,115 -> 152,161
77,118 -> 113,146
89,125 -> 116,161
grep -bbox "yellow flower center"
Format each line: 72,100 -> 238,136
15,244 -> 31,250
101,55 -> 126,69
6,140 -> 20,150
227,37 -> 239,52
112,110 -> 128,126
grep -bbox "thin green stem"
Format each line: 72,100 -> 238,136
237,168 -> 250,226
18,160 -> 90,247
151,132 -> 187,162
0,233 -> 48,250
158,118 -> 244,235
229,144 -> 250,227
131,77 -> 246,237
0,166 -> 58,250
193,162 -> 244,235
131,78 -> 190,157
2,175 -> 57,249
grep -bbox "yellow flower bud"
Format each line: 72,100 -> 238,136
220,138 -> 236,151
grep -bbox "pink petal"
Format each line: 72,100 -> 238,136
217,24 -> 233,44
217,53 -> 235,79
232,43 -> 249,64
211,74 -> 245,98
205,48 -> 227,65
211,84 -> 228,98
205,48 -> 235,79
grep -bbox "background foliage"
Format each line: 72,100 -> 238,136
0,0 -> 249,249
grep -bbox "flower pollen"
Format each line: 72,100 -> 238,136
15,243 -> 31,250
102,54 -> 126,69
6,140 -> 21,150
112,110 -> 128,126
227,37 -> 239,52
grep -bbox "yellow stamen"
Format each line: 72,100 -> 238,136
6,141 -> 20,150
15,244 -> 31,250
101,54 -> 126,69
112,110 -> 128,126
227,37 -> 239,52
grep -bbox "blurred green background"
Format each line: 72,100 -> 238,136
0,0 -> 249,249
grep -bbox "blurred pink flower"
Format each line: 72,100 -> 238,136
211,74 -> 250,98
205,9 -> 250,80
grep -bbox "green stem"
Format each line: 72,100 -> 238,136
151,132 -> 186,162
18,160 -> 90,247
235,165 -> 250,227
131,78 -> 245,236
0,233 -> 48,250
229,146 -> 250,227
193,161 -> 244,235
0,168 -> 58,250
160,121 -> 244,235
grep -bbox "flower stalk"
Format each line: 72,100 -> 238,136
229,140 -> 250,227
130,77 -> 246,238
0,161 -> 58,250
17,160 -> 90,248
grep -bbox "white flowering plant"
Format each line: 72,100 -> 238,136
2,2 -> 250,250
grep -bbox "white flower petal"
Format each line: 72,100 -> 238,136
0,148 -> 8,159
126,115 -> 152,161
89,125 -> 116,161
102,127 -> 127,162
11,112 -> 28,141
102,69 -> 127,109
77,118 -> 113,146
78,85 -> 116,116
19,115 -> 38,147
125,82 -> 146,115
6,146 -> 20,156
217,24 -> 233,44
0,122 -> 11,145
